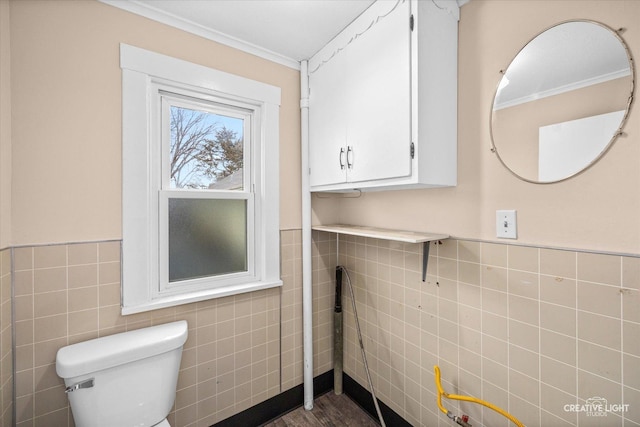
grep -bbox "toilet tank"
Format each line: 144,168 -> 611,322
56,320 -> 188,427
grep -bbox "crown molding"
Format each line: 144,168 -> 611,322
100,0 -> 301,70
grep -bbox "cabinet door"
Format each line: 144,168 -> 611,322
346,0 -> 411,184
308,50 -> 347,187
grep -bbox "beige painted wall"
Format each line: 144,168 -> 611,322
0,0 -> 11,249
10,0 -> 638,254
316,0 -> 640,255
8,0 -> 302,246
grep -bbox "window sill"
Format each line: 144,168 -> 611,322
121,279 -> 283,315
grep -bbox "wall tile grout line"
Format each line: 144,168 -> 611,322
3,234 -> 639,426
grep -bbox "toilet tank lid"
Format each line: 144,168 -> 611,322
56,320 -> 188,379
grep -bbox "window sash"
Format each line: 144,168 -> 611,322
156,89 -> 257,296
157,189 -> 256,297
159,91 -> 252,192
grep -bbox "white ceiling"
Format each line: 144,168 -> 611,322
103,1 -> 627,105
102,0 -> 378,68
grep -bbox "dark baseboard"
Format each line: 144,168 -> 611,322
212,370 -> 333,427
211,370 -> 410,427
343,373 -> 412,427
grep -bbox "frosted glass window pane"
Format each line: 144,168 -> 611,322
169,105 -> 244,190
168,198 -> 247,282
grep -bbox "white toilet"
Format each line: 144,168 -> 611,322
56,320 -> 188,427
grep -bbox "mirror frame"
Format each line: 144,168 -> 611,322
489,20 -> 636,184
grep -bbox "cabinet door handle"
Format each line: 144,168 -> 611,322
339,147 -> 346,169
346,146 -> 353,169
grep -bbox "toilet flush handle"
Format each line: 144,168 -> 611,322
65,378 -> 94,393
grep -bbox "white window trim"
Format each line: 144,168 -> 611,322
120,43 -> 281,315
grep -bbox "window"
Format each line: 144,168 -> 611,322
120,44 -> 281,314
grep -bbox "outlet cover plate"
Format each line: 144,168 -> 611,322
496,210 -> 517,239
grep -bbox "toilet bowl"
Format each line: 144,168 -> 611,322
56,320 -> 188,427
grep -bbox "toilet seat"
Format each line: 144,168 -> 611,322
153,419 -> 171,427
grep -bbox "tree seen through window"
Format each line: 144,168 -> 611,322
169,105 -> 244,190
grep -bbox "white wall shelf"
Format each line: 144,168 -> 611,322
312,224 -> 448,281
312,224 -> 448,243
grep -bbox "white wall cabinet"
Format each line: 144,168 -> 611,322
308,0 -> 459,192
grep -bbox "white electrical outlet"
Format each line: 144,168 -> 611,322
496,210 -> 517,239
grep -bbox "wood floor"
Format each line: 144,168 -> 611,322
262,392 -> 381,427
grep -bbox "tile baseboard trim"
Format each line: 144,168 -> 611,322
211,371 -> 411,427
343,374 -> 411,427
213,370 -> 334,427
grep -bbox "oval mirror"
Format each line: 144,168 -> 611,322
490,20 -> 635,183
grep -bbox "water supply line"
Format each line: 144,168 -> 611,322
300,60 -> 314,410
339,266 -> 386,427
434,365 -> 525,427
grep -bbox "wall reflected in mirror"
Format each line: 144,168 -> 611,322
490,20 -> 634,183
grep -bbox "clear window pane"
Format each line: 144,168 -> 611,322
169,105 -> 244,190
168,198 -> 247,282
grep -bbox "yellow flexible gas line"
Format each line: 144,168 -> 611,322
434,365 -> 525,427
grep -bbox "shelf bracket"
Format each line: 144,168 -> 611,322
422,241 -> 431,282
310,225 -> 448,283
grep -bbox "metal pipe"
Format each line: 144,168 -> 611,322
334,266 -> 343,395
300,60 -> 314,410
